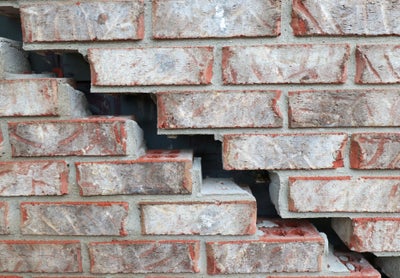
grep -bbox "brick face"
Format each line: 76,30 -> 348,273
89,47 -> 213,86
21,1 -> 144,42
222,44 -> 349,84
153,0 -> 280,38
0,203 -> 8,235
157,91 -> 282,129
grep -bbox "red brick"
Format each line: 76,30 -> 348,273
332,218 -> 400,253
222,44 -> 349,84
153,0 -> 280,38
289,176 -> 400,213
223,133 -> 347,170
89,47 -> 213,86
0,131 -> 3,157
140,201 -> 256,235
21,202 -> 128,236
292,0 -> 400,36
89,240 -> 199,273
0,203 -> 8,234
350,133 -> 400,169
0,240 -> 82,272
76,150 -> 192,195
289,90 -> 400,127
0,161 -> 68,196
8,117 -> 144,157
356,44 -> 400,84
157,90 -> 282,129
207,219 -> 324,274
21,1 -> 144,42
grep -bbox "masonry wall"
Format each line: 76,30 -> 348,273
0,0 -> 399,277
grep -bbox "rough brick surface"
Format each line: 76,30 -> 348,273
0,161 -> 68,196
356,44 -> 400,84
223,133 -> 347,170
89,47 -> 213,86
21,1 -> 144,42
9,117 -> 145,157
289,90 -> 400,127
0,38 -> 30,79
153,0 -> 280,38
21,202 -> 128,236
0,241 -> 82,272
289,177 -> 400,213
222,44 -> 349,84
89,241 -> 199,273
140,201 -> 256,235
292,0 -> 400,36
77,150 -> 192,195
0,131 -> 3,157
0,203 -> 8,234
207,219 -> 324,274
332,218 -> 400,252
157,90 -> 282,129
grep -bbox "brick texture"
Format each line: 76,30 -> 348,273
89,241 -> 199,273
21,1 -> 144,42
0,38 -> 30,79
157,90 -> 282,129
292,0 -> 400,36
0,203 -> 8,234
289,177 -> 400,213
76,150 -> 192,195
21,202 -> 128,236
0,161 -> 68,196
89,47 -> 213,86
289,90 -> 400,128
153,0 -> 280,38
222,44 -> 349,84
223,133 -> 347,170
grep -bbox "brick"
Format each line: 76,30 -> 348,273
356,45 -> 400,83
332,218 -> 400,252
223,133 -> 347,170
350,133 -> 400,169
0,161 -> 68,196
222,44 -> 349,84
153,0 -> 280,38
76,150 -> 192,195
21,202 -> 128,236
0,38 -> 30,79
0,240 -> 82,272
207,219 -> 324,274
89,47 -> 213,86
0,78 -> 89,117
0,131 -> 3,157
0,203 -> 8,234
20,1 -> 144,42
8,117 -> 145,157
289,176 -> 400,213
157,90 -> 282,129
89,240 -> 199,273
292,0 -> 400,36
289,90 -> 400,127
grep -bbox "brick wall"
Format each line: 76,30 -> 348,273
0,0 -> 399,277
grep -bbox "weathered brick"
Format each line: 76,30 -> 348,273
289,90 -> 400,127
76,150 -> 192,196
0,241 -> 82,272
0,203 -> 8,234
222,44 -> 349,84
8,117 -> 145,157
0,79 -> 89,117
20,1 -> 144,42
0,131 -> 3,157
223,133 -> 347,170
89,47 -> 213,86
289,176 -> 400,213
0,38 -> 30,79
207,219 -> 324,274
153,0 -> 280,38
89,240 -> 199,273
0,161 -> 68,196
332,218 -> 400,253
350,133 -> 400,169
356,45 -> 400,84
292,0 -> 400,36
21,202 -> 128,236
157,90 -> 282,129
